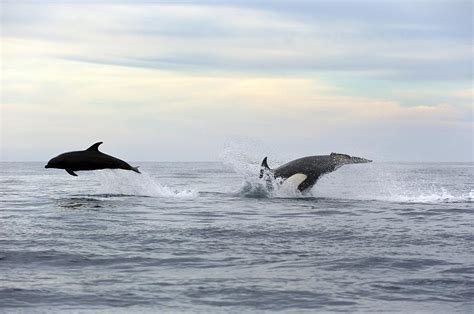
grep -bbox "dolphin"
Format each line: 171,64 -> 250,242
45,142 -> 140,176
259,153 -> 372,192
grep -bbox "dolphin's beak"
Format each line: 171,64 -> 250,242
45,164 -> 51,168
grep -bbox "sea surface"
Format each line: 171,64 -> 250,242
1,160 -> 473,313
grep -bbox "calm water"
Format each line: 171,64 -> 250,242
1,161 -> 473,313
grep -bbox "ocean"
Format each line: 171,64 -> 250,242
1,160 -> 473,313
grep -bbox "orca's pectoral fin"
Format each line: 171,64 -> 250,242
297,176 -> 319,193
65,169 -> 78,176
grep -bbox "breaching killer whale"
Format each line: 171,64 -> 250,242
259,153 -> 372,192
45,142 -> 140,176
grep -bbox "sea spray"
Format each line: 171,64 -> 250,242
312,162 -> 473,203
95,170 -> 197,198
219,139 -> 267,177
219,140 -> 306,198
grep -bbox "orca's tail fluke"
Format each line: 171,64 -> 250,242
131,166 -> 141,174
259,157 -> 272,179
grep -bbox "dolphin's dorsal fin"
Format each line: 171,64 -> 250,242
86,142 -> 103,151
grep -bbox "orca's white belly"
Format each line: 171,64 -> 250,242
281,173 -> 307,190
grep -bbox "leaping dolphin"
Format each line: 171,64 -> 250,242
45,142 -> 140,176
259,153 -> 372,192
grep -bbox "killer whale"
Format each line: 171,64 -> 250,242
45,142 -> 140,176
259,153 -> 372,192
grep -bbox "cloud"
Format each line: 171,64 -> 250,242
2,52 -> 471,160
1,1 -> 472,161
2,2 -> 471,81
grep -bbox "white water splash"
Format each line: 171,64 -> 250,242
220,139 -> 304,198
237,175 -> 305,198
95,170 -> 197,198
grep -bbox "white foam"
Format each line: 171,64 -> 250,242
237,175 -> 305,198
386,189 -> 472,203
95,170 -> 197,198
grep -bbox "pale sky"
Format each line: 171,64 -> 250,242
1,0 -> 472,161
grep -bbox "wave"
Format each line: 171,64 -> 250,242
372,189 -> 473,204
313,187 -> 473,204
95,170 -> 197,199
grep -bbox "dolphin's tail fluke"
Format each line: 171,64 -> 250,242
131,166 -> 141,174
259,157 -> 272,179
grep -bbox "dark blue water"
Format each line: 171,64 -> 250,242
1,161 -> 473,312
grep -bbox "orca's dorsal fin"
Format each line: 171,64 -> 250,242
261,157 -> 270,170
86,142 -> 103,151
259,157 -> 272,179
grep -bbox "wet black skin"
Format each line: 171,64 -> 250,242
45,142 -> 140,176
260,153 -> 372,192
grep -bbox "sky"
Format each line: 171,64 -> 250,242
1,0 -> 472,162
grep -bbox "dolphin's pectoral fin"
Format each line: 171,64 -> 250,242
65,169 -> 78,176
86,142 -> 103,151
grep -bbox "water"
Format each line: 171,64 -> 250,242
1,161 -> 473,313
